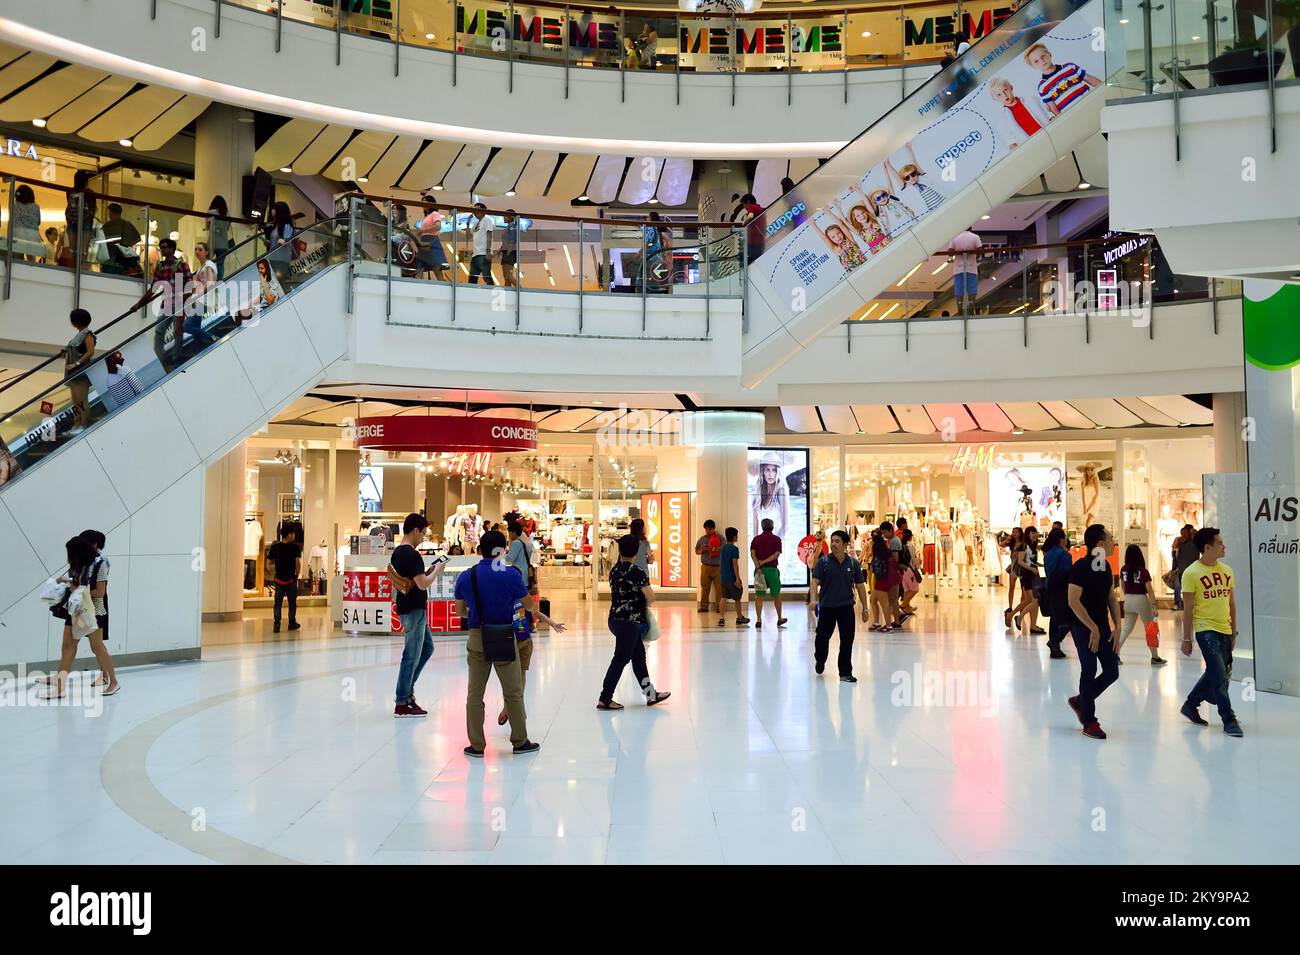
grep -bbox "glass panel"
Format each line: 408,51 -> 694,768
620,12 -> 672,72
811,446 -> 841,535
847,9 -> 904,69
400,0 -> 456,50
0,219 -> 346,490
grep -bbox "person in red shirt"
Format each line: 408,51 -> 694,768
151,237 -> 195,373
749,518 -> 786,628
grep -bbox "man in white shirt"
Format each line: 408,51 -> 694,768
949,227 -> 983,312
468,203 -> 495,285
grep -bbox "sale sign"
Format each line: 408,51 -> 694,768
641,493 -> 662,585
661,492 -> 692,588
341,567 -> 463,634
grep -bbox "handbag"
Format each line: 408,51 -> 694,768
1161,569 -> 1179,590
1144,619 -> 1160,649
39,577 -> 68,603
469,563 -> 517,664
643,610 -> 661,643
387,564 -> 414,594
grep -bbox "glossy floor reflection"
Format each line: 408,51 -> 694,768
5,588 -> 1298,865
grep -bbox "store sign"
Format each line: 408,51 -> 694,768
340,568 -> 463,634
456,4 -> 621,54
283,0 -> 393,31
641,493 -> 662,584
352,416 -> 537,453
903,3 -> 1016,49
678,18 -> 843,71
4,139 -> 39,161
950,444 -> 996,473
661,492 -> 691,587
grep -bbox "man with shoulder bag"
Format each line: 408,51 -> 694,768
454,529 -> 540,757
390,513 -> 446,717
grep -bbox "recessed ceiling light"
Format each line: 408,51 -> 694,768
119,138 -> 133,147
31,117 -> 46,128
1077,182 -> 1091,189
357,176 -> 368,183
1012,428 -> 1024,435
981,214 -> 991,220
505,189 -> 516,196
431,183 -> 444,191
577,194 -> 589,201
648,197 -> 659,204
280,166 -> 293,173
1119,17 -> 1129,23
861,30 -> 872,37
425,32 -> 435,39
1192,35 -> 1201,40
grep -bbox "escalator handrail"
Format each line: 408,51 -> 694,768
0,217 -> 348,428
0,227 -> 271,400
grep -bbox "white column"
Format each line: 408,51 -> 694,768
1213,391 -> 1248,473
184,104 -> 256,258
685,411 -> 766,590
201,441 -> 247,622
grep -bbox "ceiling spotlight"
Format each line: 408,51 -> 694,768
357,176 -> 368,183
505,189 -> 516,196
31,117 -> 46,128
1119,17 -> 1129,23
1012,428 -> 1024,435
1077,182 -> 1091,190
431,183 -> 444,191
118,138 -> 133,147
861,30 -> 872,37
981,214 -> 991,220
280,166 -> 293,174
648,197 -> 659,204
577,194 -> 589,202
425,32 -> 435,39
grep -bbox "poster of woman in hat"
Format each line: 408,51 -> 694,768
748,448 -> 810,585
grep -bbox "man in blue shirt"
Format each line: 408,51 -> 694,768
455,530 -> 538,757
809,529 -> 870,682
718,526 -> 749,627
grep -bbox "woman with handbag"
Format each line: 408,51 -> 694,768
39,536 -> 118,700
1118,544 -> 1167,665
1008,526 -> 1045,635
598,534 -> 671,710
454,530 -> 540,757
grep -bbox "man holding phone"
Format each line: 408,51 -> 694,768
1064,523 -> 1122,739
392,513 -> 446,717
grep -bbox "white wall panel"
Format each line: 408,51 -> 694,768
124,554 -> 201,655
84,389 -> 199,514
229,306 -> 324,413
126,465 -> 204,557
160,341 -> 265,461
0,583 -> 54,667
0,501 -> 46,616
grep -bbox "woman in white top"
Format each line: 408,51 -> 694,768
751,454 -> 789,541
184,241 -> 220,351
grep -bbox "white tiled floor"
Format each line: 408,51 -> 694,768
5,588 -> 1298,865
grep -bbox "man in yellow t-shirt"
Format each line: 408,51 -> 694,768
1179,527 -> 1242,737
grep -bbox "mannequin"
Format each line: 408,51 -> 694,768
445,504 -> 467,546
931,492 -> 952,587
1156,503 -> 1179,578
1078,464 -> 1101,528
461,503 -> 483,549
953,493 -> 975,596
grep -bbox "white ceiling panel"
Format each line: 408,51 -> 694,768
850,404 -> 898,434
290,125 -> 355,176
1074,134 -> 1109,189
0,52 -> 57,100
365,136 -> 424,190
586,154 -> 627,204
398,140 -> 463,191
441,142 -> 492,193
1138,394 -> 1215,425
892,404 -> 936,434
514,151 -> 560,198
79,86 -> 183,142
1069,398 -> 1145,429
1117,397 -> 1180,427
817,406 -> 860,435
999,401 -> 1060,431
1042,154 -> 1082,193
656,157 -> 693,207
752,159 -> 788,206
131,94 -> 212,152
46,74 -> 135,135
923,403 -> 977,435
0,63 -> 108,121
476,148 -> 531,196
780,406 -> 822,433
255,118 -> 328,171
1040,400 -> 1095,429
325,130 -> 397,180
618,157 -> 664,205
547,153 -> 597,200
966,402 -> 1016,432
0,42 -> 27,70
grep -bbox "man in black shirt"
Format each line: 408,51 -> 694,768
809,530 -> 870,683
392,513 -> 445,718
1064,523 -> 1122,739
266,527 -> 301,634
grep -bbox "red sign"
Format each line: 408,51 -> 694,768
797,534 -> 827,566
661,492 -> 692,588
640,493 -> 662,585
340,569 -> 462,634
352,415 -> 538,453
39,401 -> 53,415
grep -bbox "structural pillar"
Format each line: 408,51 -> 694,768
685,411 -> 766,594
1213,391 -> 1248,473
201,441 -> 247,622
185,103 -> 256,263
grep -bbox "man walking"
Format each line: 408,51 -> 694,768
750,517 -> 786,628
391,513 -> 445,717
695,519 -> 723,619
1179,527 -> 1243,737
266,524 -> 301,635
455,529 -> 539,756
467,202 -> 495,285
1065,523 -> 1121,739
810,530 -> 870,683
719,526 -> 749,627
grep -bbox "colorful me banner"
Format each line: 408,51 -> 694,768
750,0 -> 1102,312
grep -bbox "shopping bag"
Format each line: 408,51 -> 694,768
753,565 -> 767,594
643,611 -> 661,643
39,578 -> 67,603
1145,619 -> 1160,648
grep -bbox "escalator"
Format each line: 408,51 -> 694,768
740,0 -> 1109,386
0,218 -> 357,619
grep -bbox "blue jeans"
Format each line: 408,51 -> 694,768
1069,620 -> 1119,724
394,607 -> 433,704
183,312 -> 216,352
954,271 -> 978,299
1172,575 -> 1183,609
1186,630 -> 1236,724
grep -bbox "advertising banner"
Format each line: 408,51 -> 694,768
341,565 -> 464,634
747,448 -> 810,586
677,17 -> 844,71
749,0 -> 1102,313
660,492 -> 692,587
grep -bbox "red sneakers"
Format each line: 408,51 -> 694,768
1081,720 -> 1107,740
394,701 -> 427,718
1067,695 -> 1085,727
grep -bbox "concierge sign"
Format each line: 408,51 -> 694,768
351,415 -> 538,453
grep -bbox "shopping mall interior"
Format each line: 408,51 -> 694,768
0,0 -> 1298,876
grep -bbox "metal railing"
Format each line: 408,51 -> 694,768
341,193 -> 750,336
195,0 -> 1007,101
841,232 -> 1243,351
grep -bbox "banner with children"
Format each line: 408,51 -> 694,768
750,0 -> 1102,309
